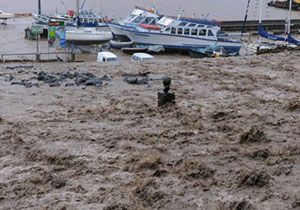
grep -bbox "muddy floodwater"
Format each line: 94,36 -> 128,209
0,51 -> 299,209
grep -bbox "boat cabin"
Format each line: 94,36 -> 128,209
157,17 -> 219,40
122,8 -> 160,26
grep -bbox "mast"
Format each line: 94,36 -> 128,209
76,0 -> 80,28
38,0 -> 41,15
76,0 -> 80,16
259,0 -> 263,24
288,0 -> 292,34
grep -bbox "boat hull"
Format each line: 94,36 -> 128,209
0,13 -> 15,19
108,23 -> 135,41
123,28 -> 241,54
66,28 -> 113,44
109,40 -> 133,49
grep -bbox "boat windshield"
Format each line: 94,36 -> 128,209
132,15 -> 146,23
125,14 -> 137,22
142,17 -> 155,24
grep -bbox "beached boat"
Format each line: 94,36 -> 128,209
109,7 -> 161,41
66,9 -> 111,28
0,10 -> 15,24
0,10 -> 15,19
32,14 -> 66,25
121,16 -> 241,55
66,27 -> 112,44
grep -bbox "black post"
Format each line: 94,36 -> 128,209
38,0 -> 41,15
241,0 -> 251,39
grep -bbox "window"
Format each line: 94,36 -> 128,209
165,27 -> 171,32
184,28 -> 190,35
191,29 -> 198,36
208,30 -> 214,36
177,28 -> 183,34
188,23 -> 196,27
133,15 -> 145,23
179,22 -> 188,26
171,28 -> 176,34
199,29 -> 206,36
143,17 -> 154,24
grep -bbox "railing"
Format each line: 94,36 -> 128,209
0,52 -> 75,63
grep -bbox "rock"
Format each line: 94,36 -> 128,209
48,82 -> 61,87
221,199 -> 256,210
124,76 -> 138,84
238,127 -> 266,144
50,177 -> 66,189
212,111 -> 227,121
286,98 -> 300,111
238,169 -> 271,188
124,76 -> 149,85
177,159 -> 215,180
65,83 -> 75,87
251,149 -> 270,161
84,78 -> 102,87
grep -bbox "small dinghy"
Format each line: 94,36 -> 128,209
189,45 -> 227,58
121,46 -> 148,54
109,40 -> 133,49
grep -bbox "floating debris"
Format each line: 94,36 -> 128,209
9,71 -> 112,88
5,65 -> 34,70
122,72 -> 150,85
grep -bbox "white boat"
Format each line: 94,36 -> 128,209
0,10 -> 15,19
109,7 -> 160,41
0,10 -> 15,24
121,16 -> 242,55
66,28 -> 112,44
32,14 -> 64,25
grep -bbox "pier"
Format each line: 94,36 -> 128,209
220,19 -> 300,33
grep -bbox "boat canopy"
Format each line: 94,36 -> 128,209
157,17 -> 175,27
258,24 -> 286,41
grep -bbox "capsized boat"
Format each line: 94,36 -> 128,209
121,16 -> 242,55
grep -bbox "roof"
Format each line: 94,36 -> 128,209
132,53 -> 154,59
98,51 -> 118,58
